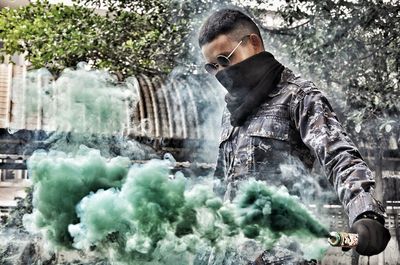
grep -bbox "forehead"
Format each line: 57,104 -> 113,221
201,34 -> 235,62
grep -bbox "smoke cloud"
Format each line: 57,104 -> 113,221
23,146 -> 131,247
23,146 -> 329,264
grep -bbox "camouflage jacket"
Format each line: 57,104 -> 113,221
214,68 -> 385,225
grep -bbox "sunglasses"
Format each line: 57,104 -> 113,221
204,35 -> 251,75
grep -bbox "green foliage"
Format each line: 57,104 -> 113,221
0,1 -> 103,74
0,0 -> 219,77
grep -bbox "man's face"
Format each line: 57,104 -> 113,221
201,34 -> 261,75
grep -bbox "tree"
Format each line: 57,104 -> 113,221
250,0 -> 399,137
0,2 -> 104,74
0,0 -> 222,77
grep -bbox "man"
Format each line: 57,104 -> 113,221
198,8 -> 390,264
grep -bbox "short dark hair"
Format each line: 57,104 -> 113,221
198,9 -> 262,47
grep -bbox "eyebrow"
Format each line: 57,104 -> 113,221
217,51 -> 231,57
208,51 -> 234,64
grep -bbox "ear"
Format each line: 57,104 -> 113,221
249,34 -> 263,51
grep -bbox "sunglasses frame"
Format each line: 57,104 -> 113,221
204,34 -> 251,75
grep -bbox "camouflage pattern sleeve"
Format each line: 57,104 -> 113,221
291,88 -> 386,225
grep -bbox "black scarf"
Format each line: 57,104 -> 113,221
216,51 -> 284,127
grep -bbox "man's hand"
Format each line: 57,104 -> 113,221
350,218 -> 391,256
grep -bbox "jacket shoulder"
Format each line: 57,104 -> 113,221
280,69 -> 324,121
281,68 -> 320,96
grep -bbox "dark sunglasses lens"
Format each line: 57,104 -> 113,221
216,56 -> 230,67
204,63 -> 217,74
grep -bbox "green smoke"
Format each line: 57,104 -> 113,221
12,66 -> 160,161
23,145 -> 130,247
68,159 -> 232,264
235,180 -> 329,247
12,65 -> 134,134
24,147 -> 329,264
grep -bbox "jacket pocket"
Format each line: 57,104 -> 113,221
247,116 -> 289,141
246,116 -> 291,177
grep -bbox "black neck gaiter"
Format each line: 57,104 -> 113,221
216,51 -> 284,126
